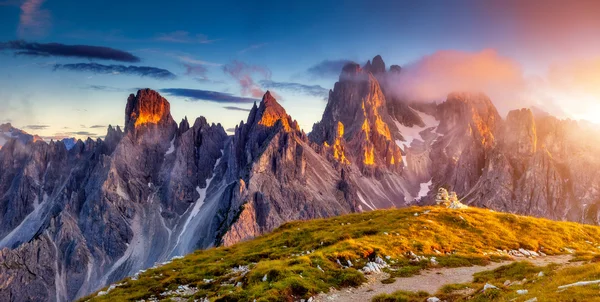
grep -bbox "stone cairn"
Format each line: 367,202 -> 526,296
435,188 -> 467,209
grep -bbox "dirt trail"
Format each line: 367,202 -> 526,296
314,255 -> 573,302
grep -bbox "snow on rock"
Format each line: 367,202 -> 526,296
394,110 -> 440,148
415,179 -> 432,201
165,137 -> 175,155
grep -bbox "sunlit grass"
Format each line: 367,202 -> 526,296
81,206 -> 600,302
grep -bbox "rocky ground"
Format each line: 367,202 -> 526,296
314,255 -> 574,302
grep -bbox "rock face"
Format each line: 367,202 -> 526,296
2,57 -> 600,301
218,92 -> 356,246
0,89 -> 228,301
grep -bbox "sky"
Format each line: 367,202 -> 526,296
1,0 -> 600,140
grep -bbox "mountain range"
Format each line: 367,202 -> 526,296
1,55 -> 600,301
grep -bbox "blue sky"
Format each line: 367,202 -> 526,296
2,0 -> 600,139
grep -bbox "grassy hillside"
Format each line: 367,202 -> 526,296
81,206 -> 600,302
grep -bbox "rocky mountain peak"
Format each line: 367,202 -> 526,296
0,123 -> 12,132
340,62 -> 362,79
389,64 -> 402,74
254,91 -> 296,132
125,88 -> 173,133
310,61 -> 402,174
369,55 -> 386,74
504,108 -> 537,156
437,92 -> 501,146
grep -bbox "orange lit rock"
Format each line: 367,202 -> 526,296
134,101 -> 166,127
363,145 -> 375,165
125,89 -> 174,133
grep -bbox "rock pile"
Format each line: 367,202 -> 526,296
436,188 -> 468,209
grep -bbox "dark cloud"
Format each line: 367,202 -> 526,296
160,88 -> 259,104
307,59 -> 353,78
69,131 -> 96,136
260,80 -> 329,100
1,40 -> 140,62
89,125 -> 106,129
222,60 -> 271,98
53,63 -> 176,80
25,124 -> 48,130
223,106 -> 251,112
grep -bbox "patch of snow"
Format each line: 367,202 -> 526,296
394,110 -> 440,148
171,152 -> 223,254
0,194 -> 49,248
357,192 -> 375,211
48,232 -> 68,302
416,179 -> 432,200
165,138 -> 175,155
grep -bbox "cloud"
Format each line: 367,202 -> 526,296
24,124 -> 48,130
383,49 -> 526,113
84,85 -> 128,92
222,60 -> 271,98
89,125 -> 106,129
18,0 -> 50,38
1,40 -> 141,62
381,49 -> 600,122
225,128 -> 236,133
176,55 -> 220,66
534,57 -> 600,121
307,59 -> 353,78
159,88 -> 259,104
260,80 -> 329,100
155,31 -> 217,44
68,131 -> 96,136
223,106 -> 251,112
238,43 -> 268,54
183,63 -> 207,77
53,63 -> 176,80
43,131 -> 98,140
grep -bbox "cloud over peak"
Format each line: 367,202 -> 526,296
260,80 -> 329,100
307,59 -> 353,78
222,60 -> 271,98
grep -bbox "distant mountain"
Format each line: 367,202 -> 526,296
2,57 -> 600,301
0,123 -> 43,149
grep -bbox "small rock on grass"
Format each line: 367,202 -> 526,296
483,283 -> 498,291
